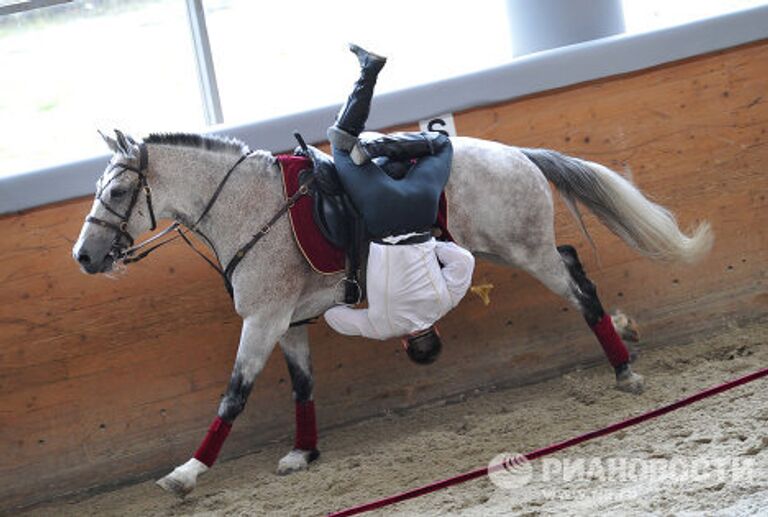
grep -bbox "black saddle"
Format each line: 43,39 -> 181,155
294,140 -> 364,304
297,144 -> 358,250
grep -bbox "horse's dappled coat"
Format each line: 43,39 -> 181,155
72,131 -> 711,497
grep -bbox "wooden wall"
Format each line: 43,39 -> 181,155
1,40 -> 766,510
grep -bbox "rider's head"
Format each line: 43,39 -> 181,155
401,325 -> 442,365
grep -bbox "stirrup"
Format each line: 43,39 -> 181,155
334,277 -> 362,306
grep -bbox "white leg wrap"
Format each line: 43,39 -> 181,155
616,367 -> 646,394
156,458 -> 208,497
277,449 -> 313,475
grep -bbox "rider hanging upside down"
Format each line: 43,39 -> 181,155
323,44 -> 475,364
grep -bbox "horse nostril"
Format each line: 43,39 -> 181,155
77,252 -> 91,265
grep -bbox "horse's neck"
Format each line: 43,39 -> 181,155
148,145 -> 281,259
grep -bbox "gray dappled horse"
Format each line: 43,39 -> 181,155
72,130 -> 712,496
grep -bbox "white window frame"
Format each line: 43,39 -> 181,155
0,0 -> 72,16
184,0 -> 223,125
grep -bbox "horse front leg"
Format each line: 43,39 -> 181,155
156,314 -> 285,497
276,325 -> 320,475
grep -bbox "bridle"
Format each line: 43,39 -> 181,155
85,143 -> 157,258
86,139 -> 314,300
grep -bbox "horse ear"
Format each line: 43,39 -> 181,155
113,129 -> 137,156
98,129 -> 120,154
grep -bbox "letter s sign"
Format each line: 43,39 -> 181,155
419,113 -> 457,137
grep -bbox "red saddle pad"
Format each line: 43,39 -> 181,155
277,154 -> 452,275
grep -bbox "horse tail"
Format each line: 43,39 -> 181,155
521,148 -> 713,263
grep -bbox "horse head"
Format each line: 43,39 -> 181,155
72,129 -> 157,274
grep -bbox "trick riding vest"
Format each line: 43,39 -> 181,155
332,133 -> 452,238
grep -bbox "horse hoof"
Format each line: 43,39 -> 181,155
611,310 -> 640,343
616,371 -> 645,394
156,472 -> 195,498
277,448 -> 320,475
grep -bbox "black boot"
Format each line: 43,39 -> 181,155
349,43 -> 386,75
334,44 -> 387,138
358,132 -> 449,161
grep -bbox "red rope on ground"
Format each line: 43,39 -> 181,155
328,366 -> 768,517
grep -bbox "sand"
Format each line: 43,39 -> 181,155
26,318 -> 767,516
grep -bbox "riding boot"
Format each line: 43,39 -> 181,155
328,44 -> 386,153
357,132 -> 449,162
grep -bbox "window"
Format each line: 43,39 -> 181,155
1,0 -> 766,179
0,0 -> 201,176
622,0 -> 768,33
202,0 -> 512,125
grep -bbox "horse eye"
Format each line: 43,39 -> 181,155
110,187 -> 127,199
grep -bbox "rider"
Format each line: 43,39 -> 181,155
323,44 -> 475,364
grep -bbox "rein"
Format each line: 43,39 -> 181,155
221,181 -> 311,291
102,143 -> 315,299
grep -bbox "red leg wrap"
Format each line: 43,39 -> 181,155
194,416 -> 232,467
294,400 -> 317,451
591,314 -> 630,368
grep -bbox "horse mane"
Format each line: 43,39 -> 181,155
144,132 -> 251,156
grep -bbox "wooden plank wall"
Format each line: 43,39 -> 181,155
1,41 -> 766,510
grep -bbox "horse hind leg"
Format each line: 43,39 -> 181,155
516,242 -> 644,394
556,245 -> 645,394
277,325 -> 321,475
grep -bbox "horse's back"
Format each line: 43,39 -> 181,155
445,137 -> 554,251
449,136 -> 542,176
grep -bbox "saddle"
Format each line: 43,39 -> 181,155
297,145 -> 356,250
294,131 -> 452,305
295,142 -> 365,304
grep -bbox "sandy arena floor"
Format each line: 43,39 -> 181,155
27,318 -> 767,516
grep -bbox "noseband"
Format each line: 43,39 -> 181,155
86,143 -> 157,257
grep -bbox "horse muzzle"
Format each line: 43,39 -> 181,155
72,240 -> 118,274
